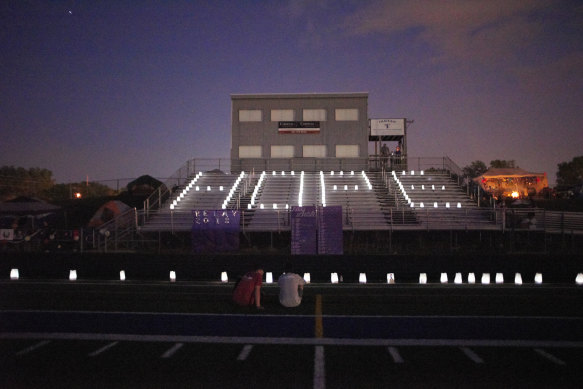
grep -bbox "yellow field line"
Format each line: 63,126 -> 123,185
315,294 -> 323,338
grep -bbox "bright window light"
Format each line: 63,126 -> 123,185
515,273 -> 523,285
535,273 -> 543,284
10,268 -> 19,280
387,273 -> 395,284
266,272 -> 273,283
170,271 -> 176,282
359,273 -> 367,284
440,273 -> 448,283
303,273 -> 311,283
496,273 -> 504,284
120,270 -> 126,281
69,270 -> 77,281
419,273 -> 427,284
468,273 -> 476,284
481,273 -> 490,284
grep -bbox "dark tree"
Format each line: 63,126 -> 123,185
463,160 -> 487,178
556,156 -> 583,187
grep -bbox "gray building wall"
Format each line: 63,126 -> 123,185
231,93 -> 368,172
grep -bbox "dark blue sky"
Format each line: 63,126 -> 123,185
2,0 -> 582,185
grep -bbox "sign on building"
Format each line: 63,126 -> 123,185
370,118 -> 405,137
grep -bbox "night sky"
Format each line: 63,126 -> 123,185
2,1 -> 582,186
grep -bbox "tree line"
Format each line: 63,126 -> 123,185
0,166 -> 116,202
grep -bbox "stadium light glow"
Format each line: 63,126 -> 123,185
359,273 -> 367,284
481,273 -> 490,284
170,271 -> 176,282
387,273 -> 395,284
331,273 -> 339,283
303,273 -> 311,283
468,273 -> 476,284
515,273 -> 523,285
266,272 -> 273,283
440,273 -> 448,283
535,273 -> 543,284
576,273 -> 583,285
69,270 -> 77,281
496,273 -> 504,284
419,273 -> 427,284
10,269 -> 19,280
221,271 -> 228,282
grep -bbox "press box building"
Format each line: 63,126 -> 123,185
230,92 -> 369,173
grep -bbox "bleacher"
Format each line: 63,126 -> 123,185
140,171 -> 248,232
138,168 -> 490,232
390,170 -> 495,229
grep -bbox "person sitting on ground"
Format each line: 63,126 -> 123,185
233,266 -> 264,310
278,263 -> 306,308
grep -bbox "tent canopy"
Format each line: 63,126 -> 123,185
476,167 -> 546,179
0,196 -> 61,215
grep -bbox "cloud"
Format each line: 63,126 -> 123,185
342,0 -> 552,63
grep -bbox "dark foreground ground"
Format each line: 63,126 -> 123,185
1,278 -> 583,388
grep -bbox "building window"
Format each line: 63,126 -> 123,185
335,109 -> 359,121
239,145 -> 262,158
239,109 -> 262,122
303,145 -> 326,158
271,109 -> 294,121
303,109 -> 326,121
271,145 -> 294,158
335,145 -> 359,158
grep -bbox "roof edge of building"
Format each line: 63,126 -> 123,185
231,92 -> 368,99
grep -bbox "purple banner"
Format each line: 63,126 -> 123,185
291,206 -> 317,255
318,205 -> 343,254
192,210 -> 240,253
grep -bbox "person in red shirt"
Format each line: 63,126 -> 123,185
232,267 -> 264,309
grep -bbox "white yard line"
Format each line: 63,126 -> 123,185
314,346 -> 326,389
3,333 -> 583,348
387,346 -> 404,363
237,344 -> 253,361
161,342 -> 184,359
534,348 -> 566,365
460,347 -> 484,364
88,341 -> 119,357
16,340 -> 51,356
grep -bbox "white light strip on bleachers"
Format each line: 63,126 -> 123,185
223,171 -> 245,209
298,171 -> 304,207
171,172 -> 202,210
360,171 -> 372,190
250,171 -> 266,207
320,171 -> 326,207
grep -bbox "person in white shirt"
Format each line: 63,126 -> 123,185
278,263 -> 306,308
